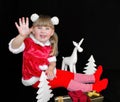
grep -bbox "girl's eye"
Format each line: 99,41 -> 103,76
46,28 -> 50,30
38,27 -> 42,29
37,27 -> 50,29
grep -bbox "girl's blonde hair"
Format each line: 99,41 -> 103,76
32,15 -> 58,56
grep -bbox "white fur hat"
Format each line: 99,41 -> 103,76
30,13 -> 59,25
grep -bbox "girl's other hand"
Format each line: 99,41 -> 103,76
45,69 -> 55,80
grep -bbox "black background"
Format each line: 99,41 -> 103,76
1,0 -> 120,102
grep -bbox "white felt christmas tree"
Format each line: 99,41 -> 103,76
83,55 -> 97,74
36,71 -> 54,102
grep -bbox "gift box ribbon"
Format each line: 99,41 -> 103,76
57,96 -> 64,102
87,90 -> 100,97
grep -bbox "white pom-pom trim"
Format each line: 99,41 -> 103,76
39,65 -> 48,70
30,13 -> 39,22
51,16 -> 59,25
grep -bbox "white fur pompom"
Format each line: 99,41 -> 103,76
39,65 -> 48,70
51,16 -> 59,25
30,13 -> 39,22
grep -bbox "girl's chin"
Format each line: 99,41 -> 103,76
38,38 -> 49,43
39,40 -> 47,43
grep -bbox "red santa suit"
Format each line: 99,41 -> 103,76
9,34 -> 107,92
9,34 -> 74,88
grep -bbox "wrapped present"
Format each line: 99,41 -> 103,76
87,91 -> 104,102
90,95 -> 104,102
55,95 -> 103,102
54,95 -> 72,102
55,90 -> 104,102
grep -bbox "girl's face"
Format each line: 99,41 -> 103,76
32,26 -> 54,44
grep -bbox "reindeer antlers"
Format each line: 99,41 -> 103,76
79,38 -> 84,46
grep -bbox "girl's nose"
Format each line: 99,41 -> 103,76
41,29 -> 46,33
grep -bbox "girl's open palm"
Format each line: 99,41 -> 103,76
15,17 -> 31,38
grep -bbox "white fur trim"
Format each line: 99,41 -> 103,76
22,77 -> 39,86
39,65 -> 57,79
30,13 -> 39,22
22,69 -> 56,86
39,65 -> 48,70
51,16 -> 59,25
8,38 -> 25,54
48,56 -> 56,62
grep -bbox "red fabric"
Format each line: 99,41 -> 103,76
32,81 -> 40,88
48,69 -> 74,89
93,78 -> 108,92
68,90 -> 91,102
94,65 -> 103,82
32,69 -> 74,89
22,38 -> 52,80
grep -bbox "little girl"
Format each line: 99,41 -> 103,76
8,13 -> 108,93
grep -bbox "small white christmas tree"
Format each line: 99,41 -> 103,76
83,55 -> 97,74
36,71 -> 54,102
